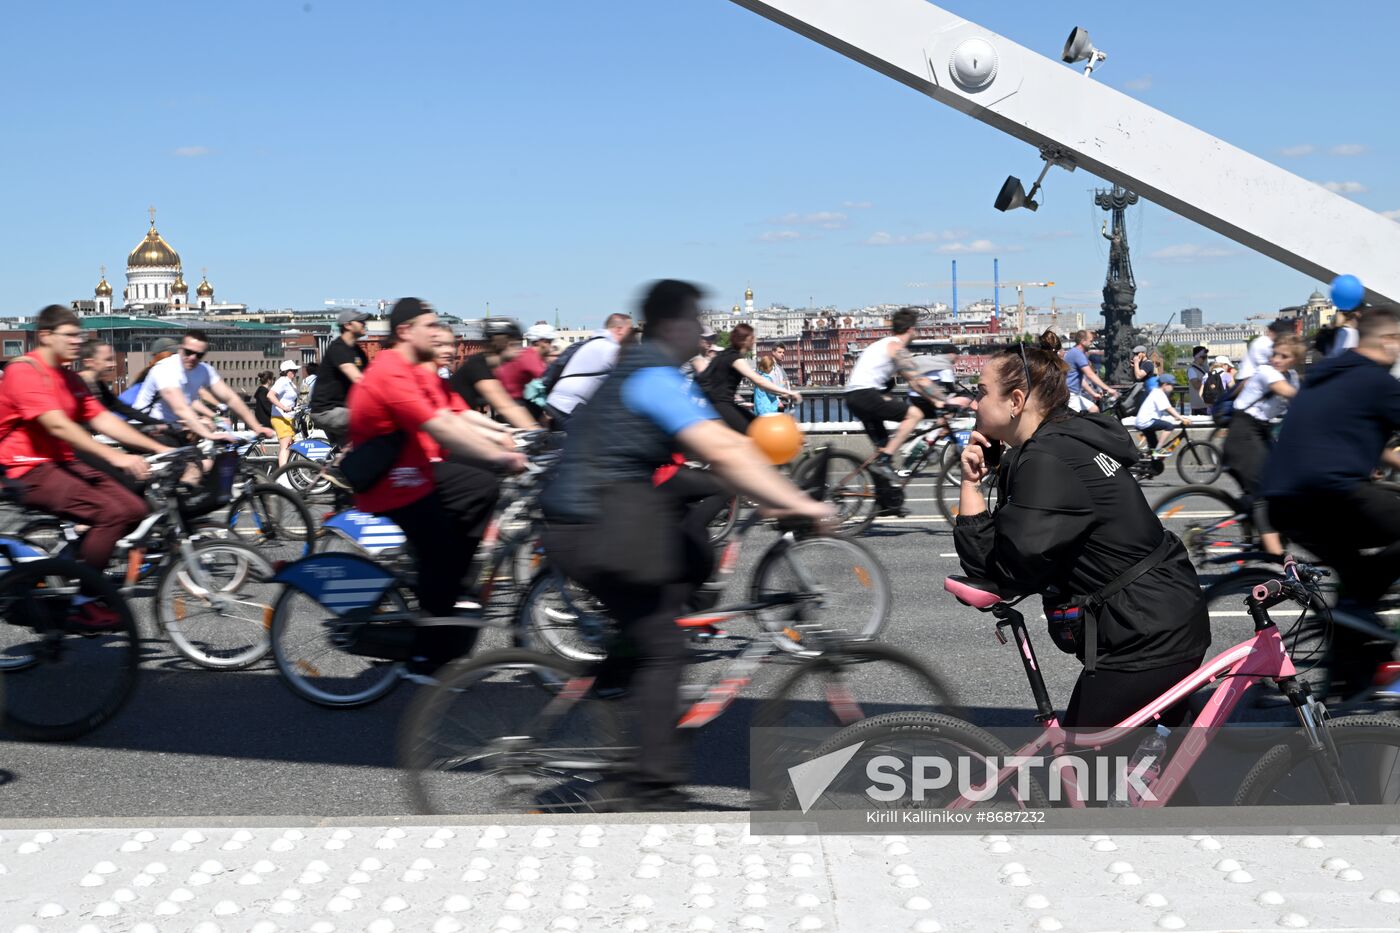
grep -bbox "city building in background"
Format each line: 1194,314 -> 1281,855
1181,307 -> 1203,328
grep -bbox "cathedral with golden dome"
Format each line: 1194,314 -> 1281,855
85,208 -> 219,316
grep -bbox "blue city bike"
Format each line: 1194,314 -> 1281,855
0,533 -> 140,741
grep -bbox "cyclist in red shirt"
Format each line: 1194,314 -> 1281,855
349,298 -> 527,678
0,306 -> 174,625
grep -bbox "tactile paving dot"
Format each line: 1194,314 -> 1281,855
3,825 -> 1399,929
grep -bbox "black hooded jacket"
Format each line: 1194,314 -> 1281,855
954,411 -> 1210,672
1261,349 -> 1400,498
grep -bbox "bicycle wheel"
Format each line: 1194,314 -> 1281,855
1233,715 -> 1400,806
156,539 -> 277,670
226,483 -> 316,564
1176,441 -> 1223,485
1151,485 -> 1255,573
774,711 -> 1048,812
794,450 -> 878,537
272,456 -> 331,498
0,558 -> 139,741
13,517 -> 68,555
936,470 -> 997,525
937,437 -> 963,486
751,536 -> 890,655
513,570 -> 612,664
270,581 -> 412,707
399,648 -> 622,815
708,496 -> 741,544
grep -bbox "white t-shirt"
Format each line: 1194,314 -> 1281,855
136,354 -> 222,423
1236,335 -> 1273,383
1134,387 -> 1174,428
271,375 -> 298,415
1234,364 -> 1297,422
546,333 -> 622,415
846,336 -> 902,392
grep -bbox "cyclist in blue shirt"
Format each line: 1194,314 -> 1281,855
541,279 -> 833,810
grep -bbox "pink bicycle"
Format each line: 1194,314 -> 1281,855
788,557 -> 1400,809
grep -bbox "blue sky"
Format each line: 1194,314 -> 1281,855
3,0 -> 1397,327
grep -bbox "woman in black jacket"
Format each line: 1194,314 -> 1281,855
698,324 -> 802,433
954,346 -> 1210,728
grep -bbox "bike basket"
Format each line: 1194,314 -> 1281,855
178,450 -> 240,518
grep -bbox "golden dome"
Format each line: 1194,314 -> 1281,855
171,276 -> 188,295
128,221 -> 181,268
95,266 -> 112,297
196,274 -> 213,297
732,304 -> 741,313
745,288 -> 753,301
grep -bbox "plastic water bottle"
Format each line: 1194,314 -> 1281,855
907,437 -> 929,462
1109,724 -> 1169,807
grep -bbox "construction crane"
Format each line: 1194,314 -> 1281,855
909,279 -> 1054,335
324,298 -> 392,317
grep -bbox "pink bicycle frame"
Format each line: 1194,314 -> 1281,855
951,625 -> 1299,809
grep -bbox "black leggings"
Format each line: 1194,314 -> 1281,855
542,518 -> 713,789
1063,658 -> 1202,728
1223,414 -> 1276,535
1063,658 -> 1204,806
710,399 -> 754,434
383,459 -> 500,668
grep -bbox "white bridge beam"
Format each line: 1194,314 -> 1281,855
728,0 -> 1400,305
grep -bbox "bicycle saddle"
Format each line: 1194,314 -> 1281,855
944,575 -> 1013,609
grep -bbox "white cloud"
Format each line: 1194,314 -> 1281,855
1147,243 -> 1238,262
173,146 -> 211,158
865,229 -> 967,246
841,200 -> 873,210
757,230 -> 804,242
1280,144 -> 1316,157
1381,209 -> 1400,221
1124,75 -> 1153,91
936,239 -> 1016,255
1320,180 -> 1367,194
771,211 -> 848,229
1329,144 -> 1369,157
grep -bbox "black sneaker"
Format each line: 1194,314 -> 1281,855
875,506 -> 910,519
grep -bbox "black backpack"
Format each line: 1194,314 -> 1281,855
1313,326 -> 1340,357
1201,369 -> 1226,406
539,335 -> 609,398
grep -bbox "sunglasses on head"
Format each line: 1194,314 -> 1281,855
1018,343 -> 1033,397
181,347 -> 207,360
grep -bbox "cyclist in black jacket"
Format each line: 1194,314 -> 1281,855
953,345 -> 1210,728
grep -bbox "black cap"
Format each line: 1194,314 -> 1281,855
389,297 -> 432,333
1268,318 -> 1294,333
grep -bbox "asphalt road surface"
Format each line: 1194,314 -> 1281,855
0,468 -> 1229,819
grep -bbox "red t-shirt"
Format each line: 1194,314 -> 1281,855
0,353 -> 105,478
495,347 -> 547,400
348,349 -> 448,513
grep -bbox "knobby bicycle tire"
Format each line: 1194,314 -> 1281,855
1233,715 -> 1400,806
774,711 -> 1049,812
0,557 -> 139,741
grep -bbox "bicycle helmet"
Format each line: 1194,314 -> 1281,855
482,318 -> 523,340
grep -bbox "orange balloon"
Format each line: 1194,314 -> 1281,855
747,413 -> 804,465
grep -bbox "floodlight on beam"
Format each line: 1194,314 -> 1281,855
1062,26 -> 1107,76
995,147 -> 1077,213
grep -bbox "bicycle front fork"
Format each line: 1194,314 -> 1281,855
1281,677 -> 1358,804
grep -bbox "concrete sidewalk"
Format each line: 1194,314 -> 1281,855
3,815 -> 1399,932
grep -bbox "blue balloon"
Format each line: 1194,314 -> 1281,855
1331,274 -> 1365,311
